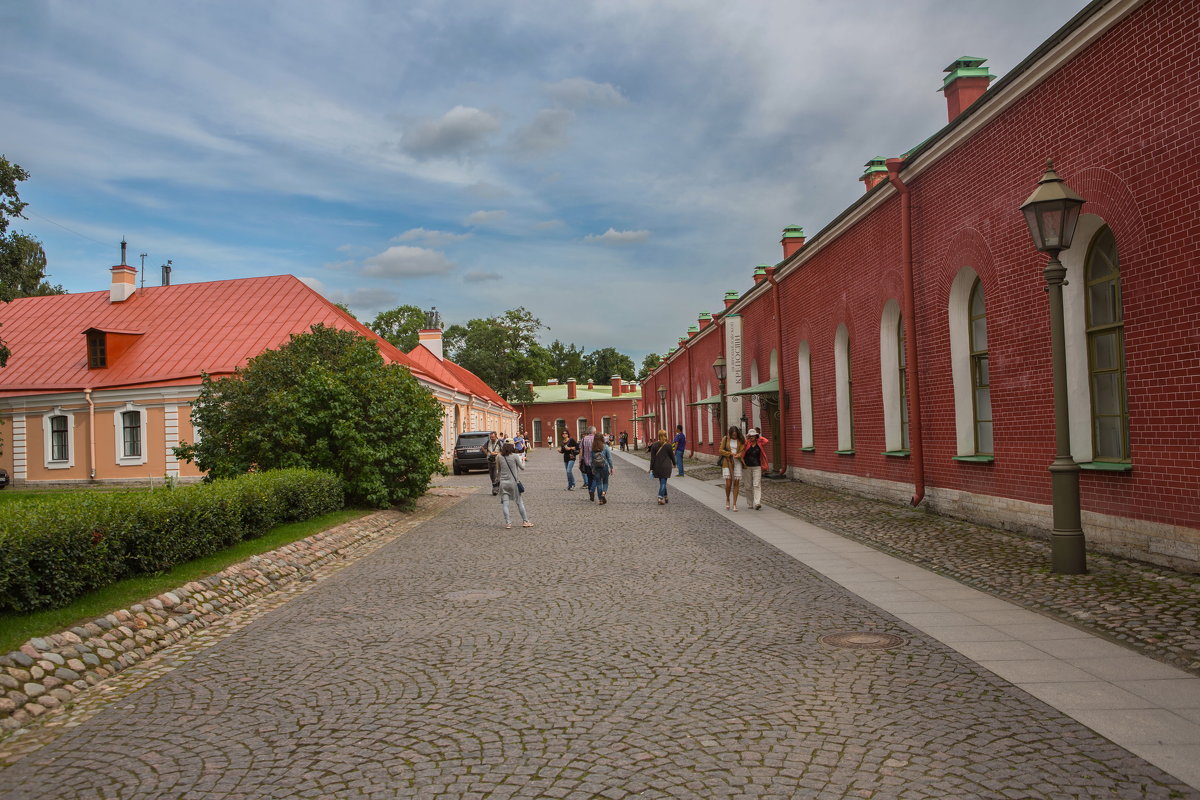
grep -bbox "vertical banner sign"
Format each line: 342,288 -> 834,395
725,314 -> 743,430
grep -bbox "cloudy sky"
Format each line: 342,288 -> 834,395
2,0 -> 1088,362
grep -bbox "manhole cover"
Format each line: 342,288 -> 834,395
441,590 -> 507,602
820,632 -> 906,650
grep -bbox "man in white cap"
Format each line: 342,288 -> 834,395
742,428 -> 770,510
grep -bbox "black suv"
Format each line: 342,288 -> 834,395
452,431 -> 493,475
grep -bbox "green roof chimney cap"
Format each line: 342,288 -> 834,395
861,156 -> 889,176
687,324 -> 699,333
941,56 -> 995,90
698,311 -> 713,320
724,290 -> 741,300
782,225 -> 805,238
753,266 -> 768,275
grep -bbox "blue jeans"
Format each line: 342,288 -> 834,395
565,459 -> 576,488
592,463 -> 610,494
675,450 -> 685,476
658,477 -> 668,498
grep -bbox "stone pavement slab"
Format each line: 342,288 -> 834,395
624,449 -> 1200,791
0,450 -> 1193,799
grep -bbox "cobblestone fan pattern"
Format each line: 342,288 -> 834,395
0,456 -> 1192,799
656,453 -> 1200,677
0,491 -> 465,733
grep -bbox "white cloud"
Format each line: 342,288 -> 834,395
466,181 -> 511,199
463,210 -> 508,227
362,245 -> 455,277
512,109 -> 575,155
392,228 -> 472,246
545,78 -> 628,108
534,219 -> 565,230
298,277 -> 399,312
400,106 -> 502,159
463,270 -> 502,283
584,228 -> 651,245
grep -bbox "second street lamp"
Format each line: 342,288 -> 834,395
1020,160 -> 1088,575
657,384 -> 667,433
712,355 -> 727,436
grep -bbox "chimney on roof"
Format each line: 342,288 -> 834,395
781,225 -> 805,259
611,375 -> 621,397
860,157 -> 889,192
942,57 -> 994,122
698,311 -> 713,330
753,266 -> 769,285
567,378 -> 577,400
417,306 -> 444,360
724,290 -> 739,309
110,239 -> 137,303
161,260 -> 172,287
587,378 -> 594,390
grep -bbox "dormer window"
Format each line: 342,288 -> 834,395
88,330 -> 107,368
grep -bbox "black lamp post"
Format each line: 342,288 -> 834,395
1020,161 -> 1087,575
657,384 -> 667,434
712,356 -> 727,437
632,399 -> 640,450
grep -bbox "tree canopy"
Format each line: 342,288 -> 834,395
174,324 -> 444,508
444,307 -> 546,403
368,303 -> 427,351
638,353 -> 663,381
583,347 -> 636,384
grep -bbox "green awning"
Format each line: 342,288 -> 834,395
687,394 -> 722,406
632,413 -> 657,420
728,378 -> 779,396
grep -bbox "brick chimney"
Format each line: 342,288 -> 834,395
417,328 -> 443,360
724,290 -> 739,309
860,157 -> 889,192
781,225 -> 805,259
941,57 -> 994,122
611,375 -> 621,397
698,311 -> 713,330
110,239 -> 136,303
567,378 -> 577,399
587,378 -> 594,390
753,266 -> 769,285
687,324 -> 699,338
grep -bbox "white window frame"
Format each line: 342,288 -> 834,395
880,299 -> 905,451
113,402 -> 149,466
705,380 -> 714,445
797,342 -> 813,448
834,324 -> 853,451
1061,214 -> 1114,464
949,267 -> 981,456
43,406 -> 75,469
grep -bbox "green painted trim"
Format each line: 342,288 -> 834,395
835,449 -> 856,456
800,446 -> 815,452
882,450 -> 910,458
952,455 -> 995,463
1080,461 -> 1133,472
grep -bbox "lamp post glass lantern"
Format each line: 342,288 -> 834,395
1020,161 -> 1087,575
657,384 -> 667,434
712,356 -> 727,436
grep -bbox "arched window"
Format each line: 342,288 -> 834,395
705,380 -> 714,444
969,279 -> 992,455
835,324 -> 854,452
879,300 -> 906,452
797,342 -> 813,449
1085,227 -> 1129,461
898,319 -> 909,451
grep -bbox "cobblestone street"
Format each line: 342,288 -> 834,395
0,451 -> 1193,799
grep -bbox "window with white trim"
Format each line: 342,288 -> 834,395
113,403 -> 149,466
879,300 -> 906,452
968,279 -> 993,455
43,407 -> 75,469
797,342 -> 813,448
834,324 -> 854,451
1085,226 -> 1129,461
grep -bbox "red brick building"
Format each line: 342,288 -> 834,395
517,377 -> 642,449
647,0 -> 1200,571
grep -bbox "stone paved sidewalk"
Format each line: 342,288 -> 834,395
0,451 -> 1190,798
643,451 -> 1200,677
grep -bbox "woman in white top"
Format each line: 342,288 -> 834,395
719,426 -> 747,511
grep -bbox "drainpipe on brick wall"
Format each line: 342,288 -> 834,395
84,388 -> 96,481
886,157 -> 926,507
685,341 -> 694,457
765,267 -> 788,476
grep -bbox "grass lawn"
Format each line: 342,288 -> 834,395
0,507 -> 371,654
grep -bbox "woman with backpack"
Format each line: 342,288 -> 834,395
719,426 -> 746,511
648,429 -> 675,504
497,440 -> 533,529
590,431 -> 615,505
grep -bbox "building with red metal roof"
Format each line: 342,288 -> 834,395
0,260 -> 516,485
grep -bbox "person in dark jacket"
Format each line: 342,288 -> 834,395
560,433 -> 579,490
648,429 -> 675,504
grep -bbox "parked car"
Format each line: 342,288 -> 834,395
0,468 -> 8,488
452,431 -> 493,475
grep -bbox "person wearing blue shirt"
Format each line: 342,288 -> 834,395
673,425 -> 686,476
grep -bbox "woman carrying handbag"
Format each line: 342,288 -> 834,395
719,426 -> 746,511
648,430 -> 675,504
497,440 -> 533,529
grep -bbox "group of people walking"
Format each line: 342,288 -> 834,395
477,422 -> 770,526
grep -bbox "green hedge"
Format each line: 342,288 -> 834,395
0,469 -> 343,613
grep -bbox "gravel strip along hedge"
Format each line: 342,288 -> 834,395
0,507 -> 410,730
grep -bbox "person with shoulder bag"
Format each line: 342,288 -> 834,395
590,432 -> 615,505
742,428 -> 771,510
579,426 -> 597,501
648,429 -> 675,504
497,440 -> 532,529
481,431 -> 502,495
560,433 -> 579,490
719,426 -> 746,511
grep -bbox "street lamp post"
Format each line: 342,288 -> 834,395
657,384 -> 667,436
632,399 -> 640,450
1020,161 -> 1087,575
712,356 -> 727,437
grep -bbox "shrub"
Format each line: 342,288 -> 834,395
0,468 -> 342,613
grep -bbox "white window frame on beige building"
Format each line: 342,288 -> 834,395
113,401 -> 148,467
43,406 -> 75,469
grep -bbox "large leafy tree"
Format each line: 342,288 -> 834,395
0,157 -> 64,367
583,346 -> 636,384
174,324 -> 444,508
368,304 -> 427,351
545,339 -> 587,382
638,352 -> 663,382
444,307 -> 546,403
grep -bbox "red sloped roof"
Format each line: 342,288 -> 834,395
405,343 -> 514,412
0,275 -> 462,396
